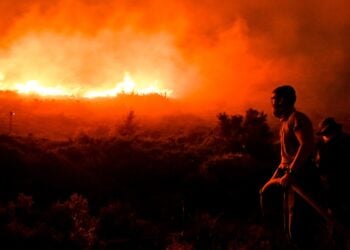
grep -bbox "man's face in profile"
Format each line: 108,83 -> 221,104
271,92 -> 285,118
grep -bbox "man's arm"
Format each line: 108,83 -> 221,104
289,125 -> 314,173
280,123 -> 314,187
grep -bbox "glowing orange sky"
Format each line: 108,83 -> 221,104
0,0 -> 349,117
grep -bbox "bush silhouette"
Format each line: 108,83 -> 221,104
217,109 -> 274,159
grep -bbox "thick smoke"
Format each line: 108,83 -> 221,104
0,0 -> 349,119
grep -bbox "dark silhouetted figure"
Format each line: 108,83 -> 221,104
261,85 -> 319,249
315,117 -> 350,249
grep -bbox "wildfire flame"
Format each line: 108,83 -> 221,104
0,72 -> 173,98
83,72 -> 173,98
15,80 -> 68,96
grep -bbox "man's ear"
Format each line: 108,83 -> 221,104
277,97 -> 285,105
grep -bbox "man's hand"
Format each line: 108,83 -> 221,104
260,178 -> 282,194
260,165 -> 289,193
279,173 -> 292,188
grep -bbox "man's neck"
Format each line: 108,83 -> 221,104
280,107 -> 295,121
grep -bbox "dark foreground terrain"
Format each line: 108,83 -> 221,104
0,109 -> 319,249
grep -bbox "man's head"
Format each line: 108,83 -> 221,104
271,85 -> 296,119
316,117 -> 342,142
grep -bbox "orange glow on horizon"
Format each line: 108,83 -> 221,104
0,72 -> 173,99
0,0 -> 348,115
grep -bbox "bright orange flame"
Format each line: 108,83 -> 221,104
15,80 -> 69,96
83,72 -> 173,98
0,72 -> 173,98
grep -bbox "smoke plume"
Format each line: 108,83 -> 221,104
0,0 -> 349,120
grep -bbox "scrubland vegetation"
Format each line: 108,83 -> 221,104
0,108 -> 293,249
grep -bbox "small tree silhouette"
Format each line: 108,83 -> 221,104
117,111 -> 138,137
9,111 -> 15,135
242,109 -> 273,159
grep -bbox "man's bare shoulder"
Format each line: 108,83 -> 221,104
289,110 -> 313,131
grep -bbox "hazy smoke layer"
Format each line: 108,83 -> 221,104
0,0 -> 349,119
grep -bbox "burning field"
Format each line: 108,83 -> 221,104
0,0 -> 349,114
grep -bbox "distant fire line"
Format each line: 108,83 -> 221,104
0,72 -> 173,98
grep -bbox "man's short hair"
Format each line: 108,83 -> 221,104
273,85 -> 296,105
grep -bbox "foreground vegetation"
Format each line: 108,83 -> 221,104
0,109 -> 293,249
